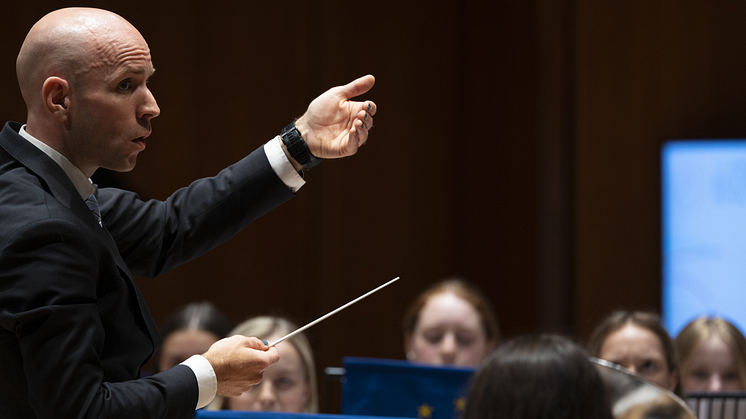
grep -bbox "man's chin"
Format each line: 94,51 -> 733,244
105,158 -> 138,173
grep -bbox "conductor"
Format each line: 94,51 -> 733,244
0,7 -> 376,419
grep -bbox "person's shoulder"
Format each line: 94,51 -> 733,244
0,164 -> 49,210
0,168 -> 81,241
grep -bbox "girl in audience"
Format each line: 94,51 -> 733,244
208,316 -> 318,413
157,301 -> 232,372
463,334 -> 613,419
675,316 -> 746,393
402,278 -> 499,367
587,311 -> 682,396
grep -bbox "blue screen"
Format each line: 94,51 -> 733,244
662,140 -> 746,337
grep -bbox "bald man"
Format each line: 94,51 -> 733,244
0,7 -> 376,419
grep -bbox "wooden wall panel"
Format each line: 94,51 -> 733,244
574,1 -> 746,340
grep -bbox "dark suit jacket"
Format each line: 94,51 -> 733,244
0,121 -> 295,418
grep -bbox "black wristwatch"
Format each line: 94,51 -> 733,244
280,121 -> 323,170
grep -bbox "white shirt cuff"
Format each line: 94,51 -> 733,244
264,136 -> 305,193
181,354 -> 217,410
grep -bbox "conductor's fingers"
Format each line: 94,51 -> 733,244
363,100 -> 377,116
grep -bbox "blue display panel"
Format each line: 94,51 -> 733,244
662,140 -> 746,336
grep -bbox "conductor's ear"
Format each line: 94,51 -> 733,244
42,76 -> 70,118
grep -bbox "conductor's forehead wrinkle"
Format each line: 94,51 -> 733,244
87,35 -> 152,74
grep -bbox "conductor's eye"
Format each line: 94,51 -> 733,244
117,79 -> 133,91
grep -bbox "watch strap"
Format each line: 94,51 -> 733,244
280,121 -> 323,170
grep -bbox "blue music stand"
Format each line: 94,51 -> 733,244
341,357 -> 475,419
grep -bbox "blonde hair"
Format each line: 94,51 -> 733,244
675,317 -> 746,390
207,316 -> 318,413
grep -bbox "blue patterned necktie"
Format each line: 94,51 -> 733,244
85,192 -> 102,227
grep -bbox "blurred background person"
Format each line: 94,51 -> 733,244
675,316 -> 746,393
156,301 -> 233,372
463,334 -> 613,419
587,311 -> 681,396
402,278 -> 499,367
208,316 -> 318,413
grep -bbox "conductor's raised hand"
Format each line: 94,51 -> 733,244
295,74 -> 377,159
201,335 -> 279,397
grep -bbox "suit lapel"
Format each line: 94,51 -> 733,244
97,218 -> 163,350
0,121 -> 162,351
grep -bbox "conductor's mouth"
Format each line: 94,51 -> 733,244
133,132 -> 150,146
